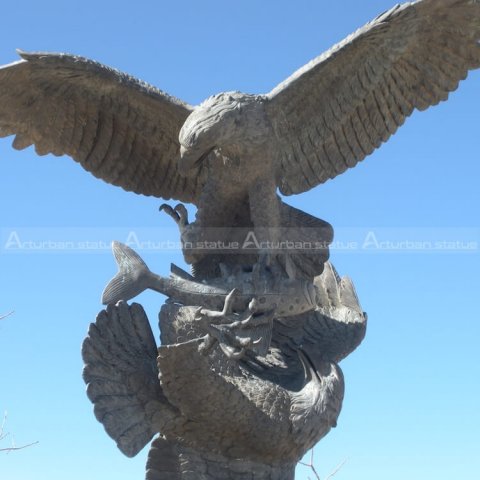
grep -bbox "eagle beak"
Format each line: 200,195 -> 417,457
177,146 -> 199,176
178,145 -> 215,176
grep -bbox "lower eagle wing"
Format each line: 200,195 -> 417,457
82,301 -> 179,458
265,0 -> 480,195
0,51 -> 205,203
274,262 -> 367,364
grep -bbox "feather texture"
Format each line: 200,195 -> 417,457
0,51 -> 205,202
146,437 -> 296,480
273,262 -> 367,364
267,0 -> 480,195
82,301 -> 166,457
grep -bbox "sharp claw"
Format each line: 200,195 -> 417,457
236,313 -> 254,329
174,203 -> 188,225
237,337 -> 254,347
160,203 -> 191,236
159,203 -> 171,213
195,290 -> 272,360
159,203 -> 179,221
220,343 -> 246,360
222,288 -> 238,315
248,298 -> 259,313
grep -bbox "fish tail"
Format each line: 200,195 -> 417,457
102,242 -> 152,305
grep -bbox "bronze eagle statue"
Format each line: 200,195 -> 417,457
1,1 -> 480,478
1,0 -> 479,280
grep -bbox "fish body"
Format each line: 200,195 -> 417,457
102,242 -> 317,317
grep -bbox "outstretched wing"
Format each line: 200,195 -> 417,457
266,0 -> 480,195
0,51 -> 205,203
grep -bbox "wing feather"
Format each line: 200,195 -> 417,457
274,263 -> 367,363
0,51 -> 205,203
266,0 -> 480,195
82,302 -> 173,457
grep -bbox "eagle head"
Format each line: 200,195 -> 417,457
178,91 -> 267,176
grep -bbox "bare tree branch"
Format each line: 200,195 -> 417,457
0,311 -> 14,321
0,412 -> 7,441
1,316 -> 39,453
299,449 -> 321,480
0,412 -> 38,453
298,449 -> 347,480
325,458 -> 348,480
0,441 -> 39,453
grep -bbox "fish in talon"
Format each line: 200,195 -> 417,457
102,241 -> 317,317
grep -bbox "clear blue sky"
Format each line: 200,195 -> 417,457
1,1 -> 479,479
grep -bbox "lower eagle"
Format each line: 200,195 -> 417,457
82,262 -> 366,478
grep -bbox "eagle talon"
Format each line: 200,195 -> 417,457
173,204 -> 189,226
194,289 -> 273,359
219,344 -> 247,360
160,203 -> 189,228
198,288 -> 238,322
